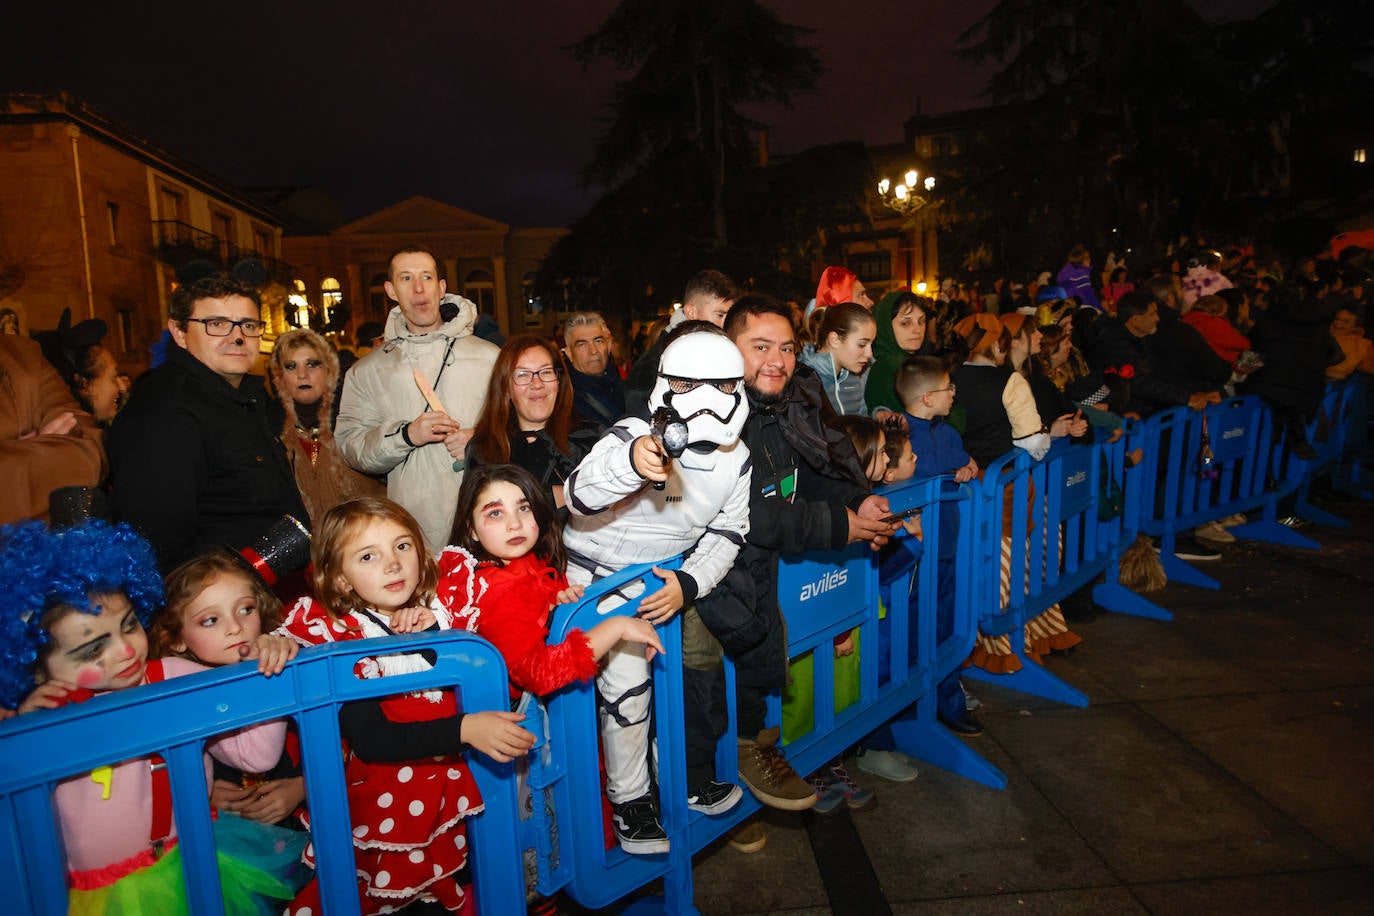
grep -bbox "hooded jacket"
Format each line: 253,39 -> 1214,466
864,291 -> 927,414
335,294 -> 499,551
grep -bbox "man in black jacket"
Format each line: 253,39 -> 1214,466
108,273 -> 307,571
1085,290 -> 1222,417
689,295 -> 896,849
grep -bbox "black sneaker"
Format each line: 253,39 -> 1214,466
610,796 -> 669,854
687,779 -> 743,816
1173,536 -> 1222,562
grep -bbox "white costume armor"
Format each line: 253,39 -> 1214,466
563,331 -> 751,805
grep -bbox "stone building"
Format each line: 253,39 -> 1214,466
0,92 -> 287,374
281,196 -> 567,345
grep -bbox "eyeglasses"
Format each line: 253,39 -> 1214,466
925,384 -> 957,396
512,367 -> 560,386
187,317 -> 265,338
663,375 -> 739,395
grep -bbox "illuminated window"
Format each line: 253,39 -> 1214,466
290,279 -> 310,327
1356,148 -> 1368,164
464,268 -> 495,312
321,277 -> 342,325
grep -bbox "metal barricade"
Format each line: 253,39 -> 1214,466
0,632 -> 525,916
1136,395 -> 1316,588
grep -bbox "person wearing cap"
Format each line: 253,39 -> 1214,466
334,245 -> 499,553
0,334 -> 106,526
107,272 -> 308,572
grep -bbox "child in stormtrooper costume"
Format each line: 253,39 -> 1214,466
563,323 -> 752,854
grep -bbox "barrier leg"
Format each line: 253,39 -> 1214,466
1228,519 -> 1322,550
890,706 -> 1007,790
962,661 -> 1090,708
1093,581 -> 1173,621
1157,552 -> 1221,590
1294,485 -> 1352,528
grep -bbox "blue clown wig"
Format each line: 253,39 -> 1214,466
0,520 -> 164,710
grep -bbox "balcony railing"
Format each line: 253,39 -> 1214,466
152,220 -> 294,283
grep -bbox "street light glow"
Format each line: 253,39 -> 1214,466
904,170 -> 919,188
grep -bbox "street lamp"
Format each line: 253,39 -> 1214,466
876,167 -> 936,216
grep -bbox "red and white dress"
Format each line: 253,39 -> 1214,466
278,596 -> 484,916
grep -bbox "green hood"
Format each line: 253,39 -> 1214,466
864,290 -> 921,413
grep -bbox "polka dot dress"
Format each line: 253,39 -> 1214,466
279,597 -> 485,915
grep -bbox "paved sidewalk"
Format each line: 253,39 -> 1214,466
689,495 -> 1374,915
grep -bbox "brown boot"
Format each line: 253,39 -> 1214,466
737,726 -> 816,811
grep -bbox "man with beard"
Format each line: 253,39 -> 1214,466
687,294 -> 897,851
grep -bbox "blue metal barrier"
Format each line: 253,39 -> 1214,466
776,475 -> 1005,789
1136,396 -> 1313,589
9,383 -> 1370,913
961,432 -> 1167,705
0,632 -> 525,916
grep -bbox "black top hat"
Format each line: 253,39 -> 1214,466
239,515 -> 311,586
48,486 -> 110,529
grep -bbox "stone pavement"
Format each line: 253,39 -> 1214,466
685,494 -> 1374,915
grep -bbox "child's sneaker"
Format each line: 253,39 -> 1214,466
809,771 -> 847,815
829,762 -> 877,812
610,795 -> 670,854
687,779 -> 743,816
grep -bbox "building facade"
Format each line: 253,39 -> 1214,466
0,92 -> 287,374
282,196 -> 567,345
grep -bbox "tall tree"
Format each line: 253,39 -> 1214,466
570,0 -> 823,250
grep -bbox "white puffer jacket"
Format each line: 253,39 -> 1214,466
335,294 -> 499,551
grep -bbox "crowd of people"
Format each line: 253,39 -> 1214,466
0,236 -> 1368,915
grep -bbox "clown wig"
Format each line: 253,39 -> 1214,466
0,520 -> 164,709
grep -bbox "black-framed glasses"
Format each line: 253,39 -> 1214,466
187,317 -> 266,338
512,367 -> 560,387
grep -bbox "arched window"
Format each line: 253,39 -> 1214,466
321,277 -> 342,325
464,268 -> 495,312
289,279 -> 311,327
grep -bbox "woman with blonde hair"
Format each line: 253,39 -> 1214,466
268,327 -> 383,524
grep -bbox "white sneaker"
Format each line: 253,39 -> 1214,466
1195,520 -> 1236,543
856,749 -> 918,783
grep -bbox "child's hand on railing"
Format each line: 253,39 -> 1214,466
833,632 -> 855,658
903,514 -> 924,539
389,605 -> 436,634
954,457 -> 979,483
16,679 -> 81,714
636,567 -> 684,624
553,584 -> 585,606
239,634 -> 299,676
461,710 -> 536,763
586,615 -> 667,662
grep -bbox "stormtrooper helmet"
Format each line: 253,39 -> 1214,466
648,330 -> 748,447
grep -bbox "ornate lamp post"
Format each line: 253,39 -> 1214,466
875,167 -> 938,291
876,168 -> 936,216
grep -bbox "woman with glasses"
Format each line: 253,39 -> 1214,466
268,328 -> 383,524
465,335 -> 599,512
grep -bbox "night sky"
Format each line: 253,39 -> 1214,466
8,0 -> 1273,229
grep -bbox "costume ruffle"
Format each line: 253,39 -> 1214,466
67,812 -> 304,916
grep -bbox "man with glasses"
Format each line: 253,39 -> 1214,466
109,273 -> 307,571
